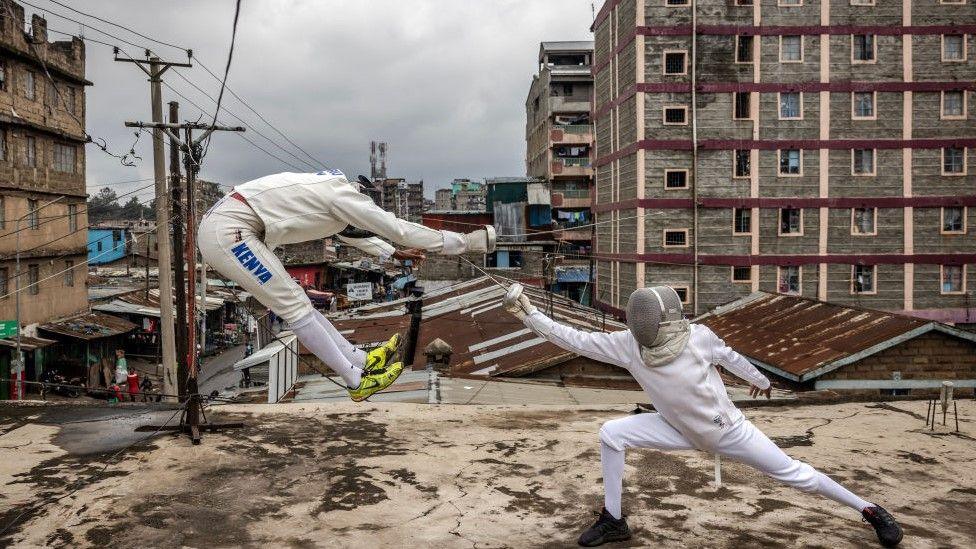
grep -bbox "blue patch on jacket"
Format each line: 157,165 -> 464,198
231,242 -> 273,284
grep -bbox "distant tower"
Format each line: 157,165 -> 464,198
370,140 -> 388,180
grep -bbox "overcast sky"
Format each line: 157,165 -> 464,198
24,0 -> 595,201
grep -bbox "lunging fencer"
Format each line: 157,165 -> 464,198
502,284 -> 903,547
198,170 -> 495,401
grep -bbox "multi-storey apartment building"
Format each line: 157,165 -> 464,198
0,4 -> 89,328
592,0 -> 975,326
378,177 -> 424,223
526,41 -> 596,256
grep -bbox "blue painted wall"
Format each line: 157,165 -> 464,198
88,228 -> 128,265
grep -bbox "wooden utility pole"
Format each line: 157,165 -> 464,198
125,120 -> 244,443
115,52 -> 192,399
169,101 -> 189,399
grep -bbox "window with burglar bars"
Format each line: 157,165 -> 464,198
0,267 -> 7,298
27,264 -> 39,295
665,170 -> 687,189
664,106 -> 687,124
24,70 -> 35,100
852,207 -> 876,235
942,265 -> 964,294
734,149 -> 751,177
732,266 -> 752,283
942,206 -> 965,233
68,204 -> 77,232
25,136 -> 36,168
943,35 -> 966,61
64,260 -> 74,287
780,92 -> 801,119
664,51 -> 687,75
733,208 -> 751,234
778,266 -> 801,295
27,198 -> 38,229
853,149 -> 875,175
853,92 -> 875,118
779,149 -> 801,175
853,265 -> 876,294
942,91 -> 965,119
780,208 -> 802,234
780,36 -> 802,62
664,229 -> 688,247
53,144 -> 76,173
943,147 -> 966,174
853,35 -> 875,62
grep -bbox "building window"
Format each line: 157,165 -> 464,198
663,229 -> 689,247
852,34 -> 876,63
852,91 -> 876,119
942,147 -> 966,175
27,198 -> 38,230
665,169 -> 688,189
852,265 -> 876,294
850,0 -> 875,5
733,92 -> 752,119
852,149 -> 876,175
673,286 -> 690,304
941,206 -> 966,234
778,266 -> 801,295
779,92 -> 802,119
27,264 -> 39,295
778,149 -> 802,175
732,266 -> 752,283
942,34 -> 967,62
733,208 -> 752,234
852,207 -> 877,235
941,265 -> 966,294
0,129 -> 6,161
25,136 -> 36,168
779,0 -> 802,5
735,36 -> 754,63
735,0 -> 754,5
665,0 -> 690,5
24,70 -> 35,100
663,106 -> 688,125
663,51 -> 687,75
44,80 -> 57,108
64,260 -> 74,287
53,144 -> 76,173
0,61 -> 6,91
0,195 -> 4,229
96,240 -> 103,252
65,86 -> 76,115
0,267 -> 7,298
779,208 -> 802,235
780,36 -> 803,62
941,90 -> 966,119
68,203 -> 77,231
734,149 -> 751,178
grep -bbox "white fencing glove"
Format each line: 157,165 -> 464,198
463,225 -> 496,254
503,283 -> 537,321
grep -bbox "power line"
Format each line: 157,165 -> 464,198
203,0 -> 242,158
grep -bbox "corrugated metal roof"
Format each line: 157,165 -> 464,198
696,292 -> 976,381
330,277 -> 626,378
39,311 -> 137,340
0,336 -> 57,350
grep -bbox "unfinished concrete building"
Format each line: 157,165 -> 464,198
592,0 -> 975,327
0,4 -> 89,328
378,178 -> 424,223
526,41 -> 596,257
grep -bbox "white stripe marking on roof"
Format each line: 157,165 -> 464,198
468,328 -> 532,352
473,337 -> 546,364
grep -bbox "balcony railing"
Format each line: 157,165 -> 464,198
554,124 -> 590,134
553,188 -> 590,198
557,157 -> 591,168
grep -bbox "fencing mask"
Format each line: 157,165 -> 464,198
625,286 -> 690,367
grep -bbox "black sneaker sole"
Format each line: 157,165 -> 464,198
579,532 -> 632,547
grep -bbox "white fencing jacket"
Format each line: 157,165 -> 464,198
524,311 -> 771,451
234,170 -> 469,253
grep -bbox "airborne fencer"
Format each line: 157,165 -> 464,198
502,284 -> 903,547
198,170 -> 495,401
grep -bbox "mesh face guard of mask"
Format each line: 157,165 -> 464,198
625,286 -> 685,348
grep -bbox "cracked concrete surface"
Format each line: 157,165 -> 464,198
1,400 -> 974,548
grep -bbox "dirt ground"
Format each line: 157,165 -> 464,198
1,400 -> 974,548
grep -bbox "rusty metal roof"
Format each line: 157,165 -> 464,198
39,311 -> 137,340
331,277 -> 626,378
697,292 -> 976,381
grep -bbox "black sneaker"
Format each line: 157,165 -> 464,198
862,505 -> 903,547
577,508 -> 631,547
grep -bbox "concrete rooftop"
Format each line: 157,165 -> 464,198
1,400 -> 974,547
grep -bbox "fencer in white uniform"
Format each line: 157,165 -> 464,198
502,284 -> 903,548
198,170 -> 495,400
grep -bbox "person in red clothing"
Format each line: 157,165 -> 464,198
126,372 -> 140,402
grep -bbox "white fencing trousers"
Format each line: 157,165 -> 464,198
198,198 -> 363,388
598,413 -> 871,520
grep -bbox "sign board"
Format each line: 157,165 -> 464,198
0,320 -> 17,338
346,282 -> 373,301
